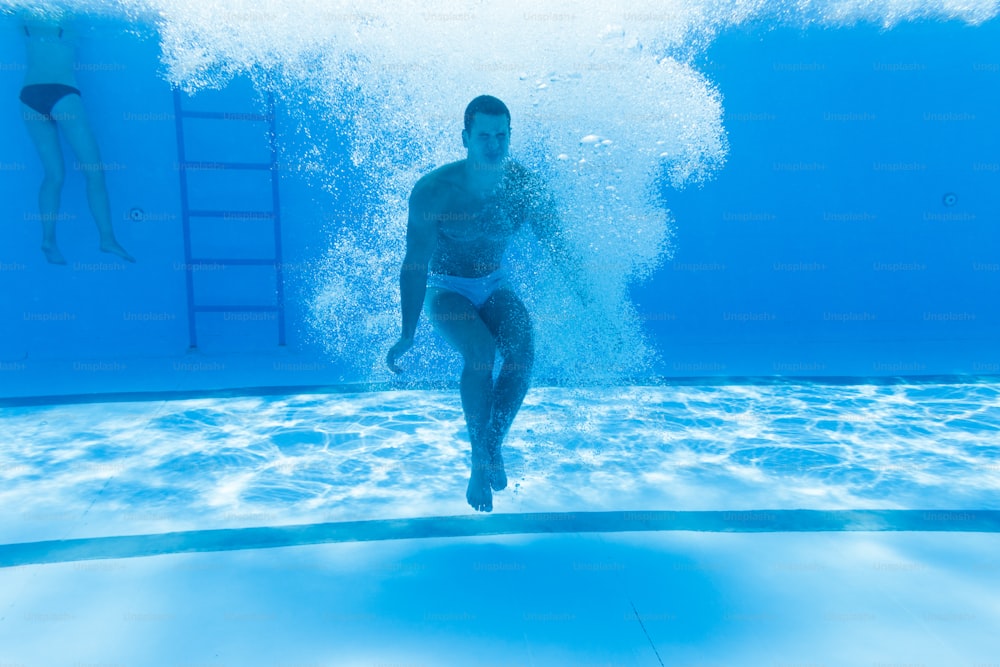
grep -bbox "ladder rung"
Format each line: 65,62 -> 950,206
179,161 -> 273,171
193,305 -> 279,313
188,210 -> 274,219
188,258 -> 277,266
179,110 -> 271,122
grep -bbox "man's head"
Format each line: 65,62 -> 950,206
463,95 -> 510,134
462,95 -> 511,164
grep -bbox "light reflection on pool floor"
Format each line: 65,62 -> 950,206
1,382 -> 998,543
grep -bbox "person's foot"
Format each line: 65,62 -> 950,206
467,453 -> 493,512
41,242 -> 67,265
488,446 -> 507,491
100,238 -> 136,262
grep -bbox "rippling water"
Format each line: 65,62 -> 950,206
2,381 -> 997,543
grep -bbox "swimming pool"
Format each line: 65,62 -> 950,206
1,1 -> 999,664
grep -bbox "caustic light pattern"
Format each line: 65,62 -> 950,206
2,382 -> 997,545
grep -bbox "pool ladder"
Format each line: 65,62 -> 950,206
172,88 -> 286,349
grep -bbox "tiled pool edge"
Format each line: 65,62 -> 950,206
2,374 -> 998,408
3,510 -> 997,568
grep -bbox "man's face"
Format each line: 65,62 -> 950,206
463,113 -> 510,165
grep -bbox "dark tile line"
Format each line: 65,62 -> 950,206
1,510 -> 997,568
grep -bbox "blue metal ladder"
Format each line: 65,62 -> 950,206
172,87 -> 286,349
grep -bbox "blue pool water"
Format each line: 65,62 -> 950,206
1,2 -> 998,383
1,2 -> 999,665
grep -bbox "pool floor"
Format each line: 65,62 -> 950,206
1,382 -> 998,664
2,531 -> 997,666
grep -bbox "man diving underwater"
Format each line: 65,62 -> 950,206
387,95 -> 585,512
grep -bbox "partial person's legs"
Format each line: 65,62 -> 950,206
51,94 -> 134,262
479,288 -> 535,490
426,288 -> 498,512
21,104 -> 67,264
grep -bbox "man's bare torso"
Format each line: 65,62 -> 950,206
23,23 -> 77,87
419,160 -> 529,278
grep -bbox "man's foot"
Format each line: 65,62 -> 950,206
488,447 -> 507,491
100,239 -> 135,262
467,453 -> 493,512
41,243 -> 67,265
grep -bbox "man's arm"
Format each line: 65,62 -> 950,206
386,180 -> 437,372
400,182 -> 437,339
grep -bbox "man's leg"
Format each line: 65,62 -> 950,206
53,95 -> 134,262
478,289 -> 535,490
21,105 -> 66,264
426,288 -> 498,512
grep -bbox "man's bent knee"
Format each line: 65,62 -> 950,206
505,351 -> 534,377
79,165 -> 107,184
498,337 -> 533,377
465,346 -> 496,375
42,172 -> 65,189
508,332 -> 534,365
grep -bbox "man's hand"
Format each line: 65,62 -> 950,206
386,336 -> 415,374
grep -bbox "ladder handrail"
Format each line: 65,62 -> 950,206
268,91 -> 287,347
172,89 -> 198,349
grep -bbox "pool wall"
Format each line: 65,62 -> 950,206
0,17 -> 997,397
644,20 -> 1000,378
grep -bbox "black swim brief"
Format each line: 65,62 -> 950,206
19,83 -> 82,119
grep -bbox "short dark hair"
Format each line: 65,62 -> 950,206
464,95 -> 510,133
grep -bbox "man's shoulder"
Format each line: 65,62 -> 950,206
413,161 -> 463,195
